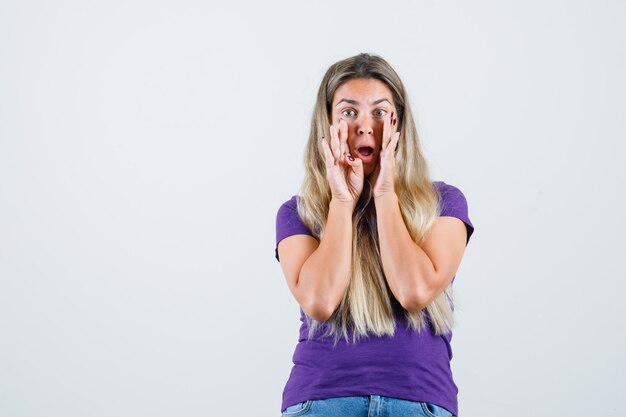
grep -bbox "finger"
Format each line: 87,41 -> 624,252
382,132 -> 400,159
381,113 -> 390,151
384,132 -> 400,160
321,137 -> 335,167
383,111 -> 393,151
345,153 -> 363,174
329,125 -> 341,163
391,132 -> 400,153
380,132 -> 397,162
339,119 -> 349,156
346,156 -> 364,192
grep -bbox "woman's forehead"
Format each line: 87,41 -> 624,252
333,78 -> 394,106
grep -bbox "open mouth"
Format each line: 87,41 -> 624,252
354,146 -> 376,163
357,146 -> 374,156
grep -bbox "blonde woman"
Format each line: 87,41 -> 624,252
275,53 -> 474,417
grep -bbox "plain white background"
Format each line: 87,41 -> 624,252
1,1 -> 624,416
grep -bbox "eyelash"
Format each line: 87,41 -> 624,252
340,109 -> 388,118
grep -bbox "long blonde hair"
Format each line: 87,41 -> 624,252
298,53 -> 453,345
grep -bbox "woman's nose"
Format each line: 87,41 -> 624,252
356,115 -> 374,135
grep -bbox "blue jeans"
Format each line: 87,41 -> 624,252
281,395 -> 455,417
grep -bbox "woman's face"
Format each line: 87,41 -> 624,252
331,78 -> 397,176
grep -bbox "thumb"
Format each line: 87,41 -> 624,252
346,154 -> 364,177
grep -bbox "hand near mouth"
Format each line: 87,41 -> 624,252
370,112 -> 400,199
321,119 -> 364,206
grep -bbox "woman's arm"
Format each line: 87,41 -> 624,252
277,199 -> 354,322
370,116 -> 468,312
278,120 -> 363,322
375,193 -> 468,312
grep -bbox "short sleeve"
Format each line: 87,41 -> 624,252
275,196 -> 316,261
434,181 -> 475,245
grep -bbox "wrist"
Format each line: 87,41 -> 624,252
374,192 -> 398,209
330,197 -> 356,212
374,192 -> 399,214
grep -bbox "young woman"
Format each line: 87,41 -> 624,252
275,53 -> 474,417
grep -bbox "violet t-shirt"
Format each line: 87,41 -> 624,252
274,181 -> 474,416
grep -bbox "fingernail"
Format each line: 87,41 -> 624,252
348,155 -> 354,161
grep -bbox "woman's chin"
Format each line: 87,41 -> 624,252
363,162 -> 378,177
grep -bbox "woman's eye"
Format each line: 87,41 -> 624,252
341,109 -> 356,118
374,109 -> 387,117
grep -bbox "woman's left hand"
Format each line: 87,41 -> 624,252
370,112 -> 400,199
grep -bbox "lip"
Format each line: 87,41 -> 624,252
353,147 -> 377,164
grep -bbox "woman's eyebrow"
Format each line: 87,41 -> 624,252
372,98 -> 392,106
335,98 -> 359,106
335,98 -> 392,106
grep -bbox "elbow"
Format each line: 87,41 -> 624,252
295,270 -> 342,322
300,295 -> 336,322
398,287 -> 434,314
307,309 -> 334,323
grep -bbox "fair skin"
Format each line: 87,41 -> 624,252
278,78 -> 468,321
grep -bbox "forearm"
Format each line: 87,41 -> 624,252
375,193 -> 435,311
297,199 -> 354,321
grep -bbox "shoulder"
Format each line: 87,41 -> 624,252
276,195 -> 304,229
275,195 -> 315,260
277,195 -> 299,214
432,181 -> 475,244
433,180 -> 466,199
433,181 -> 469,212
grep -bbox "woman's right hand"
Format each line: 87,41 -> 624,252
321,119 -> 364,207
